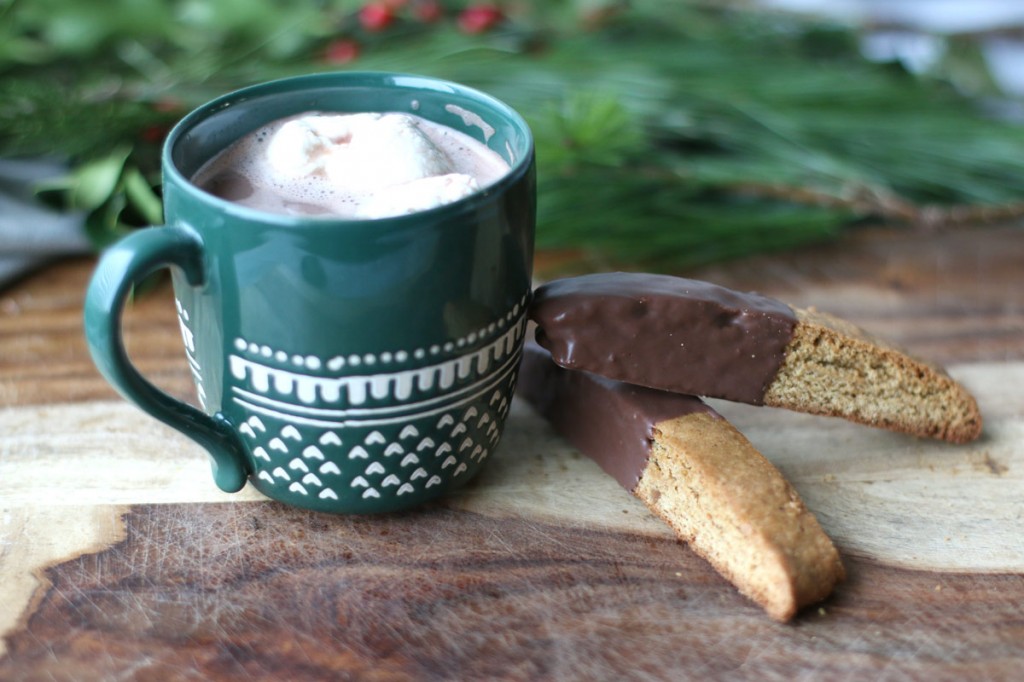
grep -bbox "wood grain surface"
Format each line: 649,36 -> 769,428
2,224 -> 1024,681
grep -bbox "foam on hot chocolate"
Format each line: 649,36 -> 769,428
192,112 -> 511,219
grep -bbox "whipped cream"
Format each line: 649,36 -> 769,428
193,111 -> 510,219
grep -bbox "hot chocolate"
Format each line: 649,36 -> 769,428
192,111 -> 511,219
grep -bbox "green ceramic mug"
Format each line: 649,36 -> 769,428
84,72 -> 535,513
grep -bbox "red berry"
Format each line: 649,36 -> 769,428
141,124 -> 169,144
324,39 -> 361,64
151,97 -> 184,114
413,0 -> 443,23
359,3 -> 395,32
458,4 -> 503,34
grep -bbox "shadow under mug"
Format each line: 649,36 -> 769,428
84,72 -> 536,514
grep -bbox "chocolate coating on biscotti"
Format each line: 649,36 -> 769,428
529,272 -> 797,404
518,341 -> 718,491
518,339 -> 845,621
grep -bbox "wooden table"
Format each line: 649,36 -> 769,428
2,225 -> 1022,680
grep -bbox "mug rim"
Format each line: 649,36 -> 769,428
162,71 -> 535,229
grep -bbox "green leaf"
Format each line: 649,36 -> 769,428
45,148 -> 132,211
122,167 -> 163,225
83,184 -> 131,250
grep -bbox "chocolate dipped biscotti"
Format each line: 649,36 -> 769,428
530,272 -> 982,444
519,342 -> 845,622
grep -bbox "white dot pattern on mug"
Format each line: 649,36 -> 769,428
226,297 -> 527,408
241,387 -> 512,502
179,294 -> 527,508
230,296 -> 527,377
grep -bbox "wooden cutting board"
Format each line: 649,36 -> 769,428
2,226 -> 1023,681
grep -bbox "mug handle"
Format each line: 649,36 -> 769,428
83,226 -> 250,492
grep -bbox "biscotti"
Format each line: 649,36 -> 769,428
529,272 -> 982,443
518,342 -> 845,621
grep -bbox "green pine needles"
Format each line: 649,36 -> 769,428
3,0 -> 1022,272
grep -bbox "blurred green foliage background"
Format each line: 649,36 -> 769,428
3,0 -> 1023,274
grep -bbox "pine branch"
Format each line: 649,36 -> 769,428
1,0 -> 1023,273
